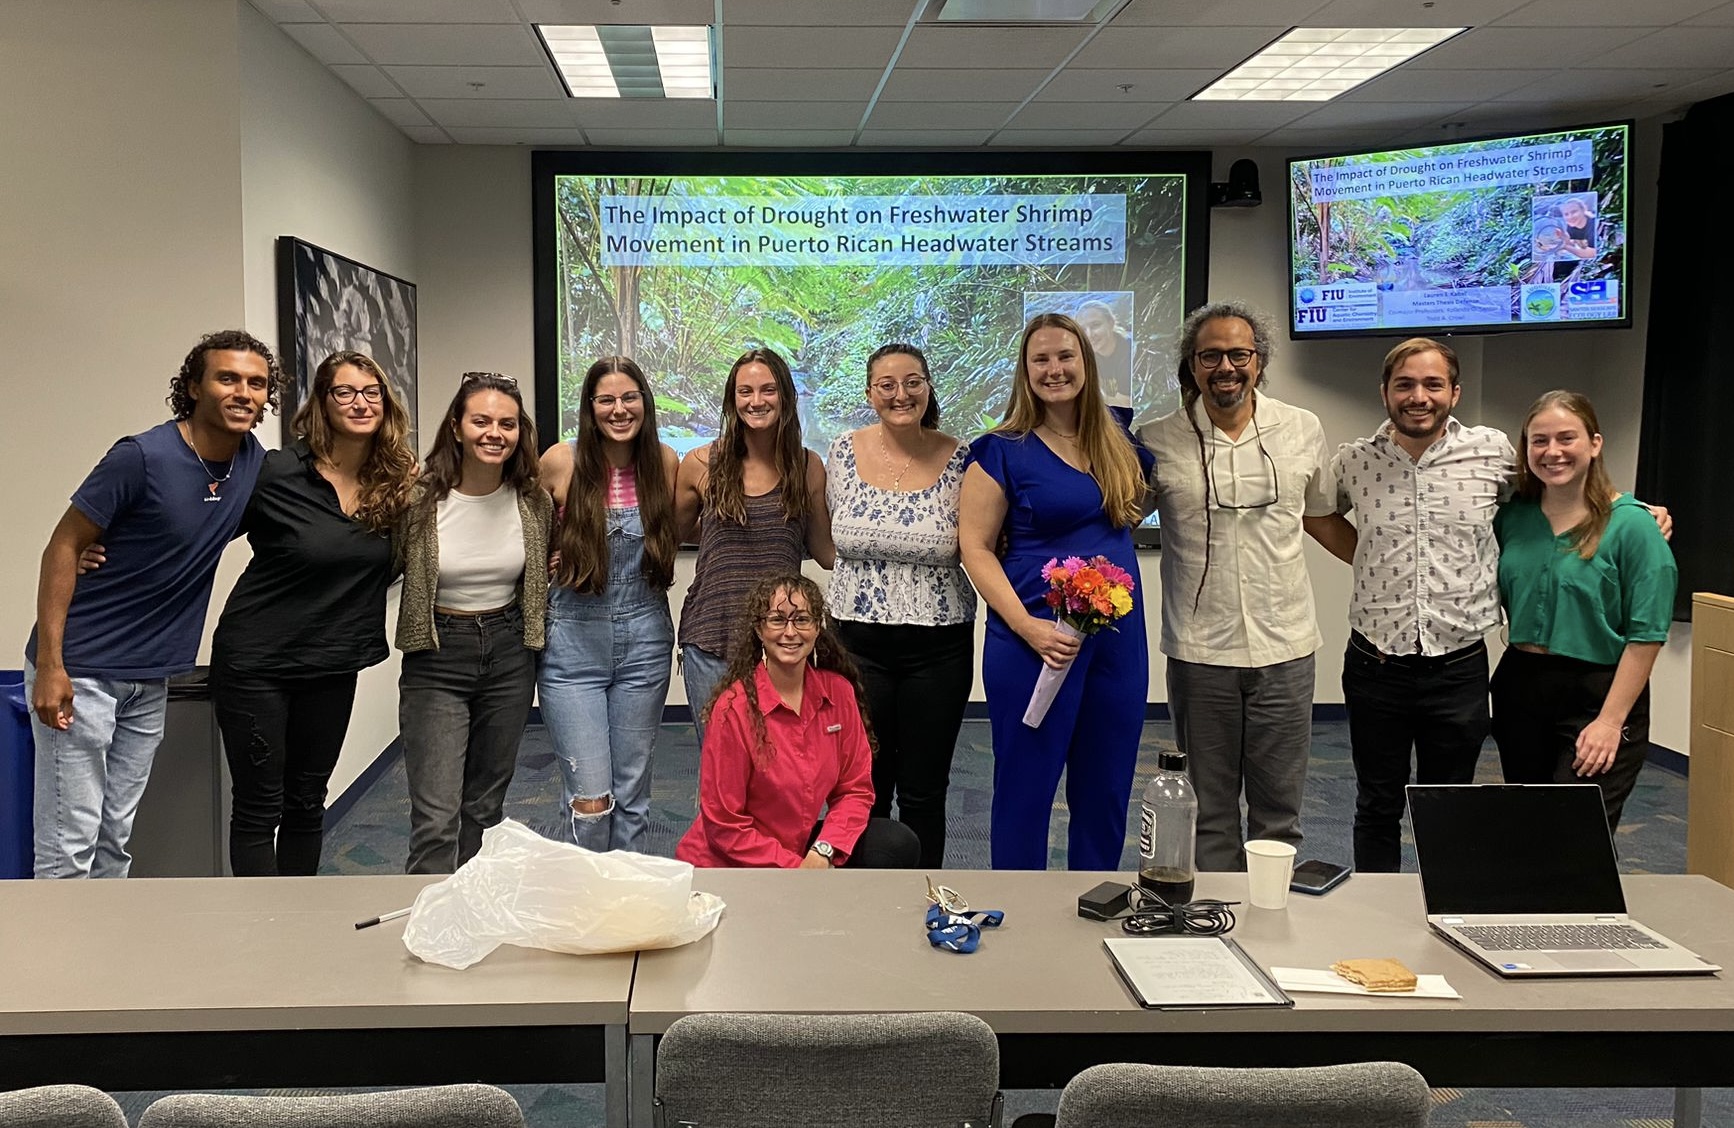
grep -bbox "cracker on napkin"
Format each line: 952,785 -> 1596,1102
1330,958 -> 1418,993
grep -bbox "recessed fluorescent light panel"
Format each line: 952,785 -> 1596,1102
1193,27 -> 1464,102
537,24 -> 715,99
934,0 -> 1127,21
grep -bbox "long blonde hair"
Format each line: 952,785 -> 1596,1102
291,350 -> 417,534
1515,389 -> 1614,559
995,313 -> 1145,527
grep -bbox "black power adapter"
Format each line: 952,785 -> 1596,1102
1078,880 -> 1134,921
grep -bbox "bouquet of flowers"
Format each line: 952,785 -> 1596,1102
1023,555 -> 1137,728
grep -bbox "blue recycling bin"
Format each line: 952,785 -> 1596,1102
1,670 -> 33,879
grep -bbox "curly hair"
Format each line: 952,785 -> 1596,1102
167,330 -> 284,421
703,573 -> 876,764
292,351 -> 418,534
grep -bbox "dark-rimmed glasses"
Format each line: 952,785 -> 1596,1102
461,371 -> 518,388
1207,414 -> 1279,510
327,384 -> 384,405
761,612 -> 818,631
1192,348 -> 1258,369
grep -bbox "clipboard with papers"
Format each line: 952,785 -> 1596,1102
1104,936 -> 1293,1010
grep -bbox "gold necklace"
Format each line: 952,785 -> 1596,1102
879,427 -> 917,491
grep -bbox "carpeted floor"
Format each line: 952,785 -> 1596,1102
114,718 -> 1719,1126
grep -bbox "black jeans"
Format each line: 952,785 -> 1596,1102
834,620 -> 974,869
1342,632 -> 1489,873
212,668 -> 358,877
1491,647 -> 1651,834
399,607 -> 538,874
810,818 -> 922,869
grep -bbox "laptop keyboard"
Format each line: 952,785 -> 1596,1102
1457,923 -> 1669,951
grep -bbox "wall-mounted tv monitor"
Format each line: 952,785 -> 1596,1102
532,150 -> 1211,547
1287,121 -> 1631,339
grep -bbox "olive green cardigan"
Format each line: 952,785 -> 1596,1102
394,481 -> 555,653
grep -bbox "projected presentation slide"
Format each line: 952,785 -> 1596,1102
1288,123 -> 1630,338
543,165 -> 1195,452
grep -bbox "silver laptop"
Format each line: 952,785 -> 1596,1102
1408,784 -> 1719,978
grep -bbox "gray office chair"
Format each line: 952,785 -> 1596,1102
654,1011 -> 1003,1128
136,1085 -> 523,1128
0,1085 -> 127,1128
1044,1062 -> 1430,1128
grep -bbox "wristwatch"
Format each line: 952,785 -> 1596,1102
812,840 -> 836,865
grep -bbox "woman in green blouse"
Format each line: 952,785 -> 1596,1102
1490,390 -> 1677,832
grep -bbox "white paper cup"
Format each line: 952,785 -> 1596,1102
1244,839 -> 1298,910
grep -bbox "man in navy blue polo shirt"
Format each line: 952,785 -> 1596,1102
25,330 -> 279,878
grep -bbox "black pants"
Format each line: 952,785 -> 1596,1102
1342,632 -> 1489,873
811,818 -> 922,869
834,620 -> 974,869
212,667 -> 359,877
1490,647 -> 1651,833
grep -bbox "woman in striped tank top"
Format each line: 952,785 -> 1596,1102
674,348 -> 835,745
538,357 -> 681,852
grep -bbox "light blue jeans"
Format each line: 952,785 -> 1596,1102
24,658 -> 168,879
538,509 -> 675,852
679,644 -> 731,750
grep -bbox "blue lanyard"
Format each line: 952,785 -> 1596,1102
925,902 -> 1004,954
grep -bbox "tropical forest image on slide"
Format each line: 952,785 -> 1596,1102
550,171 -> 1191,447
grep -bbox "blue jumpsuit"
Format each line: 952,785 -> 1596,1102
968,427 -> 1150,871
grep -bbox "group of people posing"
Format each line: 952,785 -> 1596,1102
25,301 -> 1676,882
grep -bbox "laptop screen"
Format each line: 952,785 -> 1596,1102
1408,785 -> 1628,915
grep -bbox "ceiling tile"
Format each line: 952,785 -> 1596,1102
1684,2 -> 1734,21
1071,26 -> 1284,69
315,0 -> 518,21
330,64 -> 400,99
1306,0 -> 1527,23
249,0 -> 321,20
1007,99 -> 1165,130
1578,26 -> 1734,68
1037,68 -> 1221,102
339,23 -> 547,66
723,0 -> 919,24
1112,0 -> 1327,24
1286,101 -> 1473,128
857,129 -> 994,146
280,22 -> 367,64
1342,68 -> 1534,102
400,125 -> 452,143
719,25 -> 903,69
1121,127 -> 1264,146
517,0 -> 715,22
1406,27 -> 1638,68
1144,100 -> 1314,130
722,101 -> 867,129
443,126 -> 586,145
584,127 -> 721,145
722,129 -> 859,147
383,66 -> 565,99
1492,67 -> 1721,102
419,98 -> 578,127
1252,127 -> 1401,152
989,128 -> 1134,146
1438,105 -> 1625,134
896,25 -> 1088,70
723,69 -> 885,101
572,100 -> 720,128
1494,0 -> 1723,24
867,101 -> 1018,129
877,68 -> 1051,102
1626,69 -> 1734,110
367,98 -> 432,127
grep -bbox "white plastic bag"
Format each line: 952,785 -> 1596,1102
402,819 -> 725,969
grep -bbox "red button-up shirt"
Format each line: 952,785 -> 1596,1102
676,663 -> 874,868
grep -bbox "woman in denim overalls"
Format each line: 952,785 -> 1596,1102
538,357 -> 681,852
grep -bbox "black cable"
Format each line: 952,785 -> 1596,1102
1119,886 -> 1238,937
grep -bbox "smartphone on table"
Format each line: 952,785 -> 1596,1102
1289,859 -> 1352,895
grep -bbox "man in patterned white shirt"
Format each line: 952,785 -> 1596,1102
1313,337 -> 1512,873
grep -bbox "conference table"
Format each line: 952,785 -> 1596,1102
628,869 -> 1734,1128
0,875 -> 635,1128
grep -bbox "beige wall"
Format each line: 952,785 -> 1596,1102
236,3 -> 417,797
1,0 -> 246,659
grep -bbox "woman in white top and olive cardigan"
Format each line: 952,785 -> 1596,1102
396,372 -> 553,874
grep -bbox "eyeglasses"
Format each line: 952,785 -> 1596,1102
1207,414 -> 1280,511
592,391 -> 643,410
461,371 -> 518,388
327,384 -> 384,404
870,376 -> 929,397
1192,348 -> 1258,369
761,612 -> 818,631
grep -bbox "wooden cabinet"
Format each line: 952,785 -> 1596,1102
1688,593 -> 1734,885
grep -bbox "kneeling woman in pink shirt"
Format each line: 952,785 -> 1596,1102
677,575 -> 919,869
